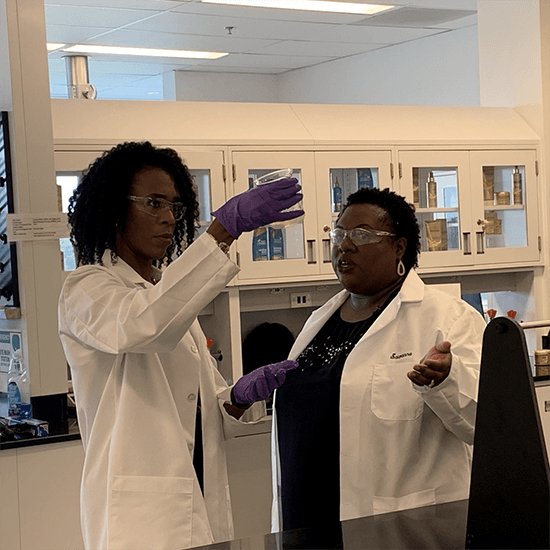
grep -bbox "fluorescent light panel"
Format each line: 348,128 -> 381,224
200,0 -> 394,15
47,43 -> 66,51
56,44 -> 228,60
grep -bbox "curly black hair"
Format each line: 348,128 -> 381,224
68,141 -> 200,267
340,187 -> 421,272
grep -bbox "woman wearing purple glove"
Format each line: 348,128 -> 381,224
58,141 -> 302,550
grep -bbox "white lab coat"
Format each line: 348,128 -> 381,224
59,233 -> 250,550
271,270 -> 486,531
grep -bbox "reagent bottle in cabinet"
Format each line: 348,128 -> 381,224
332,177 -> 342,212
427,172 -> 437,208
269,227 -> 284,260
357,168 -> 374,189
7,349 -> 32,419
252,227 -> 269,261
512,166 -> 523,205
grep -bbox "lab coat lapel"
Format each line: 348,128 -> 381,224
352,270 -> 424,348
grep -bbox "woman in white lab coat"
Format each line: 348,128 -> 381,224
271,187 -> 486,534
58,141 -> 301,550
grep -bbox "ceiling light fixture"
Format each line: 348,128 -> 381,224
47,43 -> 66,51
56,44 -> 228,60
200,0 -> 394,15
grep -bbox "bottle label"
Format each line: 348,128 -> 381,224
333,186 -> 342,212
252,228 -> 269,261
269,228 -> 284,260
7,381 -> 22,416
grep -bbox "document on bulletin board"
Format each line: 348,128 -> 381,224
0,330 -> 21,374
6,212 -> 70,242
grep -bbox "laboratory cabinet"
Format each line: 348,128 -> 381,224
50,99 -> 547,381
231,149 -> 393,282
398,149 -> 539,271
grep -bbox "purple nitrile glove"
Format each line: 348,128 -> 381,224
211,177 -> 304,238
231,360 -> 299,405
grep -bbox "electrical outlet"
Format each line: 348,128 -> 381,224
290,292 -> 312,308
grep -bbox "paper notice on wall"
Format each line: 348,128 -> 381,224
0,331 -> 20,374
6,212 -> 69,242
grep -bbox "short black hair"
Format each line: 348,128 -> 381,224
68,141 -> 199,267
340,187 -> 421,272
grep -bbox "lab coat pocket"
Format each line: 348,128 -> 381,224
371,363 -> 424,420
373,488 -> 436,515
109,475 -> 194,550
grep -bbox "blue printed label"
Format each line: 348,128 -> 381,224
8,381 -> 22,416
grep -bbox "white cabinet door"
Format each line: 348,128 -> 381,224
468,149 -> 539,265
231,151 -> 320,282
232,150 -> 395,283
398,150 -> 473,269
398,149 -> 540,270
314,150 -> 394,276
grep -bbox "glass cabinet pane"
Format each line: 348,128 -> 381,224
57,172 -> 81,271
329,167 -> 379,214
190,168 -> 212,237
481,165 -> 527,249
247,168 -> 305,262
412,167 -> 460,253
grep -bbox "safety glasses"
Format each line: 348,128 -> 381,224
128,196 -> 186,221
328,227 -> 396,247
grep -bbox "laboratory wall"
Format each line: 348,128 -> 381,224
278,24 -> 480,106
0,0 -> 12,111
170,24 -> 480,107
169,71 -> 280,103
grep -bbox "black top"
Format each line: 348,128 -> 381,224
275,307 -> 380,531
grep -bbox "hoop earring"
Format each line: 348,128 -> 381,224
397,260 -> 406,277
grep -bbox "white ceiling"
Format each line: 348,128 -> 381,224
45,0 -> 478,100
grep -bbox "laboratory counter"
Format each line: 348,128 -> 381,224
192,499 -> 469,550
0,425 -> 80,450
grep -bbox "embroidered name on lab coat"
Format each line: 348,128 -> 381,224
389,352 -> 413,360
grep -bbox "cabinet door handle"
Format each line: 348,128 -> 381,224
307,240 -> 317,264
476,232 -> 485,254
463,232 -> 471,255
322,239 -> 332,263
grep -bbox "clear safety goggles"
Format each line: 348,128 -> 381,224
128,196 -> 186,221
328,227 -> 396,247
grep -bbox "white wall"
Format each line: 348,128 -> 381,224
0,1 -> 12,111
478,0 -> 543,109
168,24 -> 480,107
170,71 -> 280,103
278,24 -> 480,106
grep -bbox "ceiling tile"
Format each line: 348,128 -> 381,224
412,0 -> 477,9
320,24 -> 444,43
352,7 -> 476,27
124,10 -> 342,40
206,52 -> 335,69
45,0 -> 184,9
44,4 -> 164,28
179,65 -> 289,74
79,28 -> 281,53
46,24 -> 113,44
253,40 -> 384,57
